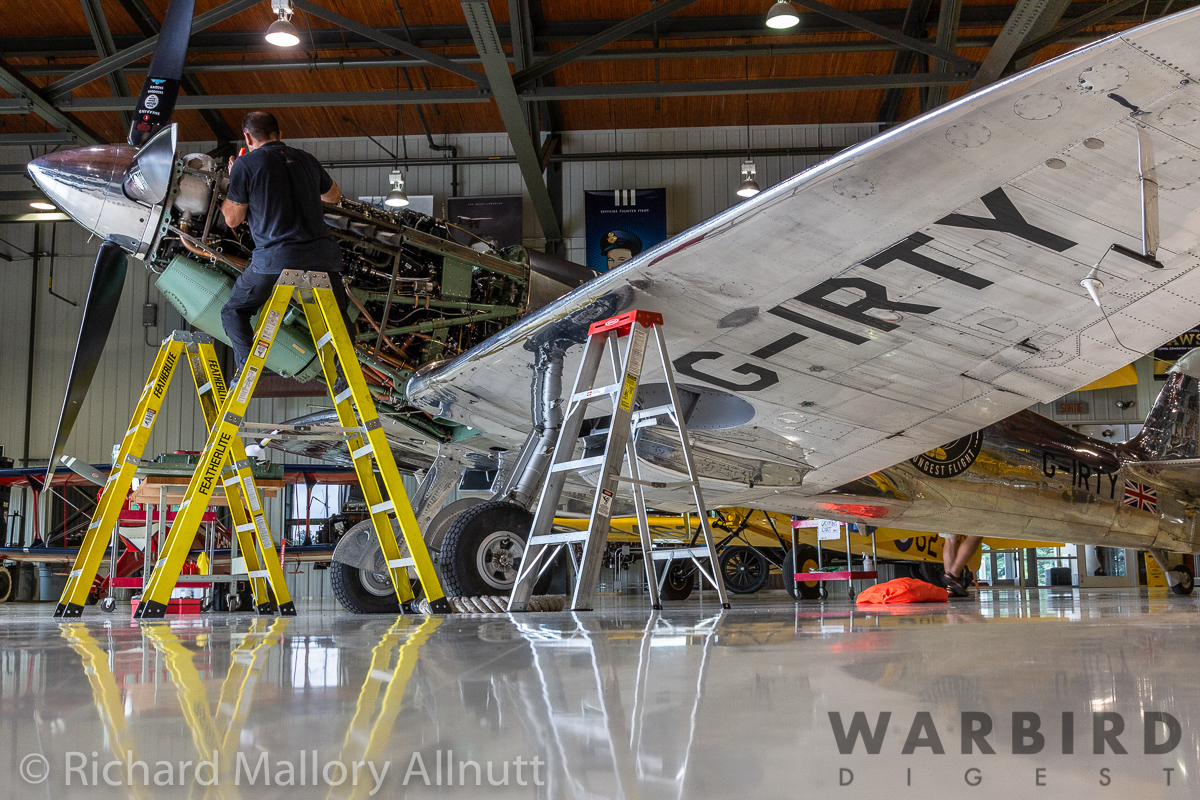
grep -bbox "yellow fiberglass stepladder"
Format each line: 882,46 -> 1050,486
132,270 -> 450,618
55,330 -> 292,618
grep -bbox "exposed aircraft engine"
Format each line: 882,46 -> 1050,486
143,155 -> 593,434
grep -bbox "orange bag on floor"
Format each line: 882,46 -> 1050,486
856,577 -> 948,604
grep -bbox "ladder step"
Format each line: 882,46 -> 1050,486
631,404 -> 675,422
529,531 -> 590,545
650,547 -> 714,561
551,455 -> 607,473
351,443 -> 374,459
370,500 -> 395,514
611,476 -> 697,489
571,383 -> 620,403
387,557 -> 415,569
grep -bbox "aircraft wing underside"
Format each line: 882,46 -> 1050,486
409,11 -> 1200,498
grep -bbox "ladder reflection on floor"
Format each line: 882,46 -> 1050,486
63,619 -> 289,799
515,611 -> 723,799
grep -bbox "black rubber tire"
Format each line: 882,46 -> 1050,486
100,597 -> 117,613
783,545 -> 822,600
720,546 -> 769,594
918,561 -> 946,587
330,559 -> 402,613
440,501 -> 535,598
656,561 -> 694,601
1171,563 -> 1195,596
0,566 -> 11,604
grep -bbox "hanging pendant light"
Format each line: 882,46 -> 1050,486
737,160 -> 760,198
265,0 -> 301,47
385,169 -> 410,208
765,1 -> 801,30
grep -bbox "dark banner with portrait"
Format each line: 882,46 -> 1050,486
584,188 -> 667,272
447,194 -> 524,250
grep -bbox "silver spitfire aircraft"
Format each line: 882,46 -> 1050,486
27,6 -> 1200,608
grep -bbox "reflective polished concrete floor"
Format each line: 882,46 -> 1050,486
1,588 -> 1198,798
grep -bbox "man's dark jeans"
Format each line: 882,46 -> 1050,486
221,268 -> 352,371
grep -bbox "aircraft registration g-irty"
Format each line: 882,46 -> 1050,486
409,10 -> 1200,554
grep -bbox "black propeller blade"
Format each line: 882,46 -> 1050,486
128,0 -> 195,147
43,240 -> 128,496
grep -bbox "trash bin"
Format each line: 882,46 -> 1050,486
38,564 -> 69,602
1048,567 -> 1073,586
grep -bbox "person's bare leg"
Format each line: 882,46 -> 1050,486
950,535 -> 983,577
942,535 -> 959,574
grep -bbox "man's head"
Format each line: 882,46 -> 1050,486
601,229 -> 643,271
241,111 -> 281,150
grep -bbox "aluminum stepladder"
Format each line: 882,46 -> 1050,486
508,310 -> 730,612
134,270 -> 449,618
54,331 -> 291,618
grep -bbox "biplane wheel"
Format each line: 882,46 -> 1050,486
656,561 -> 694,601
719,546 -> 769,594
1171,563 -> 1195,596
783,545 -> 823,600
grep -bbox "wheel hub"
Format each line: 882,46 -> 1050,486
476,530 -> 525,591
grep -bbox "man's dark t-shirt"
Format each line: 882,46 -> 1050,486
226,140 -> 342,274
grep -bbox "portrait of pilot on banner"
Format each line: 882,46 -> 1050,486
584,188 -> 667,272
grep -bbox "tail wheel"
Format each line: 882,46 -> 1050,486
1171,563 -> 1195,596
783,545 -> 823,600
719,546 -> 768,594
655,560 -> 694,601
0,566 -> 11,604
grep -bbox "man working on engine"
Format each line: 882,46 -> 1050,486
221,111 -> 351,373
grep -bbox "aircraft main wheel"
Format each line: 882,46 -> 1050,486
1171,563 -> 1195,596
720,546 -> 768,594
783,545 -> 823,600
330,560 -> 402,613
440,501 -> 534,598
655,561 -> 694,601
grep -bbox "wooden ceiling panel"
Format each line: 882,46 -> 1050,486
0,1 -> 1183,143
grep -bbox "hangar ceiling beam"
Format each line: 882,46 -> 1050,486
969,0 -> 1073,90
924,0 -> 965,110
40,72 -> 974,113
78,0 -> 131,130
792,0 -> 975,72
0,62 -> 101,145
293,0 -> 488,88
513,0 -> 702,88
1012,0 -> 1073,71
878,0 -> 935,125
1011,0 -> 1147,62
461,0 -> 562,249
45,0 -> 261,100
114,0 -> 237,145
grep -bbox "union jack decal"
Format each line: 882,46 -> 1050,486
1123,480 -> 1158,514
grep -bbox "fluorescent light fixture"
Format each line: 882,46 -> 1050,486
29,200 -> 57,210
766,0 -> 801,30
384,169 -> 410,208
736,159 -> 760,198
266,1 -> 300,47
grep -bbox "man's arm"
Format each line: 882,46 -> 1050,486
222,198 -> 247,228
321,179 -> 341,204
